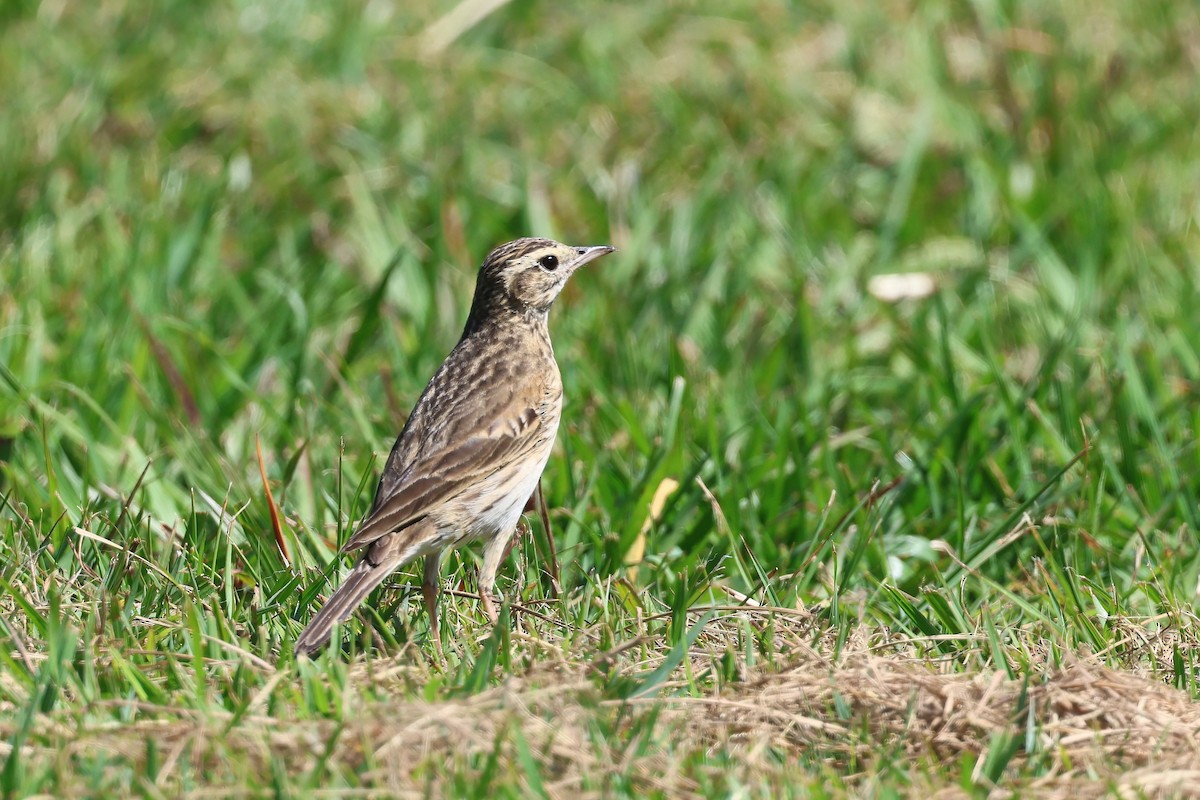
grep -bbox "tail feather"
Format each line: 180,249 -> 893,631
295,554 -> 400,656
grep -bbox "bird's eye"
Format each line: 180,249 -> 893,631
538,254 -> 559,271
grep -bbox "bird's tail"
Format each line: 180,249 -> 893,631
294,553 -> 401,657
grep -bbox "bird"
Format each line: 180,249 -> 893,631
294,237 -> 615,656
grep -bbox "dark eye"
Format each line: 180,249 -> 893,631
538,254 -> 559,271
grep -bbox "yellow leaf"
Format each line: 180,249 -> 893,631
626,477 -> 680,580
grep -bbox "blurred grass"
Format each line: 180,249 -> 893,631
1,0 -> 1199,795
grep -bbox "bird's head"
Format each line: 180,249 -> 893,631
468,238 -> 615,325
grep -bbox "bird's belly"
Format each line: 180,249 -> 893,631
453,445 -> 553,544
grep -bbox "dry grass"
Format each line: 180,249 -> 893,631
5,612 -> 1197,797
702,648 -> 1200,797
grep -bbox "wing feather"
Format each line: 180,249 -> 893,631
341,403 -> 544,552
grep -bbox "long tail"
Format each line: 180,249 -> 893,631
295,547 -> 407,657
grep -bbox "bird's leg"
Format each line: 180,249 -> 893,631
479,591 -> 498,624
479,526 -> 518,624
422,551 -> 443,650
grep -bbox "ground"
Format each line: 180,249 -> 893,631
1,0 -> 1199,796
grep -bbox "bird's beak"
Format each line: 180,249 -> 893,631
570,245 -> 616,269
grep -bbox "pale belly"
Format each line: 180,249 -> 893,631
416,435 -> 556,554
464,445 -> 553,539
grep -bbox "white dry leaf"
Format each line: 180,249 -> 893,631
867,272 -> 936,302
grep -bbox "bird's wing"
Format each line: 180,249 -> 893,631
340,403 -> 544,552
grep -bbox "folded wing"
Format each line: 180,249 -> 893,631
341,403 -> 543,552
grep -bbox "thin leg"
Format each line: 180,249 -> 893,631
422,551 -> 443,650
479,526 -> 518,624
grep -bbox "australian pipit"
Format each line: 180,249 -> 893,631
295,237 -> 615,656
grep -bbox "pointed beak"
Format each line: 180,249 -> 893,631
570,245 -> 616,269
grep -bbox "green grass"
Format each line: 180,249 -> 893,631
2,0 -> 1200,795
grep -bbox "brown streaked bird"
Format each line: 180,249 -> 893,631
294,237 -> 615,656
